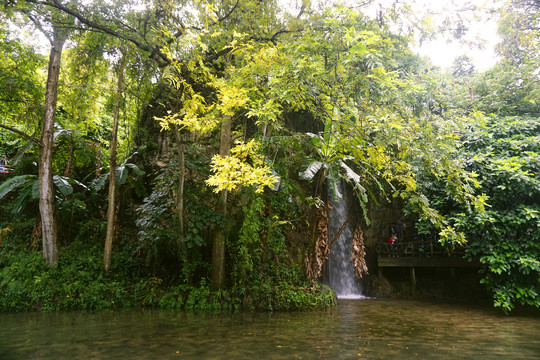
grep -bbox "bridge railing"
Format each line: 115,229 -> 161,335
0,165 -> 14,174
377,239 -> 465,257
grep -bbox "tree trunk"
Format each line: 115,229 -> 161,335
211,115 -> 232,288
104,52 -> 126,272
39,27 -> 67,267
63,135 -> 74,178
95,145 -> 101,176
172,124 -> 187,261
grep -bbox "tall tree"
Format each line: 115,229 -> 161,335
156,0 -> 290,287
37,16 -> 71,266
103,50 -> 126,272
211,114 -> 232,288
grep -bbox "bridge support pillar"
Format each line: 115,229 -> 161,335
410,267 -> 416,296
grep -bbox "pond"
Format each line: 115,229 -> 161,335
1,299 -> 539,359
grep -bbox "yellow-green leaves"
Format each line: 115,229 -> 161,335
206,140 -> 279,193
439,226 -> 467,246
213,78 -> 249,116
156,94 -> 220,134
246,99 -> 282,128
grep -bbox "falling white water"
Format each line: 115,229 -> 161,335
327,182 -> 365,300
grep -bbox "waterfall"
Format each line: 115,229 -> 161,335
327,181 -> 365,299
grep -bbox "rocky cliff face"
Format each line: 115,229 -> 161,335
132,83 -> 177,172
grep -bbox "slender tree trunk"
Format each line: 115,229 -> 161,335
95,145 -> 101,176
104,52 -> 126,272
39,27 -> 67,267
63,135 -> 74,178
211,115 -> 232,288
172,125 -> 187,260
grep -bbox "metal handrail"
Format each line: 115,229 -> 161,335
377,239 -> 465,257
0,165 -> 14,173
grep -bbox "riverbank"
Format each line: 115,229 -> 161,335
0,240 -> 336,313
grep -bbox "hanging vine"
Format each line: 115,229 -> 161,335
305,202 -> 331,284
351,226 -> 368,279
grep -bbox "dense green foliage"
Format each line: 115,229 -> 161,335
0,27 -> 44,159
452,114 -> 540,312
0,212 -> 147,311
0,213 -> 334,312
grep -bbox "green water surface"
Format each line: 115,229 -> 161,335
1,299 -> 538,359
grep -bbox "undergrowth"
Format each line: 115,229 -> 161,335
0,236 -> 335,312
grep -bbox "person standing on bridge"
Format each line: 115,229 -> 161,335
0,155 -> 7,173
388,233 -> 398,256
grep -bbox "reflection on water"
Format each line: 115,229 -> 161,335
1,299 -> 539,359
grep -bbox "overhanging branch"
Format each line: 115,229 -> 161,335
0,124 -> 40,144
24,0 -> 172,65
218,0 -> 239,22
